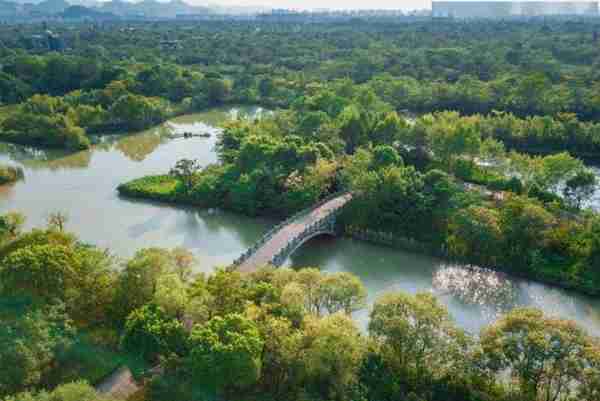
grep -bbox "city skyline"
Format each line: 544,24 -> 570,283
184,0 -> 597,11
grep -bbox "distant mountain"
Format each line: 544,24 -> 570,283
99,0 -> 211,17
0,0 -> 264,19
7,0 -> 41,4
68,0 -> 101,8
62,4 -> 117,18
32,0 -> 69,14
207,3 -> 270,15
97,0 -> 138,15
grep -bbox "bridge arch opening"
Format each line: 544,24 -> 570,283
281,232 -> 339,268
277,231 -> 337,262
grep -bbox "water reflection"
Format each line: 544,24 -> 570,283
433,265 -> 518,323
0,106 -> 270,270
0,142 -> 92,171
286,236 -> 600,334
114,129 -> 168,162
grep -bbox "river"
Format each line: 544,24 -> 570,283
1,106 -> 599,335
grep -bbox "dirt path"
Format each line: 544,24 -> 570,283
96,366 -> 140,400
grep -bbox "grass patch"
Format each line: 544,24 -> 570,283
117,175 -> 180,202
117,174 -> 215,208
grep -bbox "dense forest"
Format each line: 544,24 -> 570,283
2,17 -> 600,401
1,216 -> 599,401
2,19 -> 600,152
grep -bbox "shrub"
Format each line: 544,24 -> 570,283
0,165 -> 23,185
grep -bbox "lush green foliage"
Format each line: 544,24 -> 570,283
4,381 -> 118,401
0,54 -> 228,149
187,313 -> 263,394
0,221 -> 599,401
4,19 -> 600,154
120,84 -> 600,294
121,304 -> 187,362
4,17 -> 600,401
0,303 -> 75,397
0,164 -> 23,185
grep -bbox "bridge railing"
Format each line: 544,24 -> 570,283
270,201 -> 346,266
232,191 -> 349,267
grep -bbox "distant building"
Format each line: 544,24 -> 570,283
25,30 -> 64,51
432,1 -> 599,18
257,8 -> 408,22
47,30 -> 64,51
159,40 -> 182,50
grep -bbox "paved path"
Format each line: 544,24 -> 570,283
237,193 -> 353,273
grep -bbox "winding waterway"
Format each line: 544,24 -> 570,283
1,106 -> 599,335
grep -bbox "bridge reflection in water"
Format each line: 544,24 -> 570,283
233,192 -> 353,273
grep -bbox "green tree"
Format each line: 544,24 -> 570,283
448,205 -> 503,267
47,211 -> 68,232
154,273 -> 189,318
425,112 -> 481,170
0,243 -> 80,302
5,381 -> 117,401
187,313 -> 263,395
121,304 -> 187,362
109,93 -> 168,130
302,312 -> 365,400
258,77 -> 275,98
369,292 -> 470,385
499,195 -> 555,270
316,272 -> 367,315
205,78 -> 231,106
112,248 -> 176,324
204,269 -> 248,317
170,247 -> 196,282
0,304 -> 75,397
371,111 -> 408,146
372,145 -> 402,170
338,105 -> 368,154
1,96 -> 89,150
252,314 -> 303,395
480,308 -> 595,401
0,212 -> 25,243
169,159 -> 200,194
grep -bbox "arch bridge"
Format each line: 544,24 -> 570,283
233,192 -> 353,273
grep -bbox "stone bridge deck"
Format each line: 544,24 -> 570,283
235,192 -> 353,273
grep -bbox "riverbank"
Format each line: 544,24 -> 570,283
0,101 -> 270,152
117,174 -> 600,298
341,224 -> 600,298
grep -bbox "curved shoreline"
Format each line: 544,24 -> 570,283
117,177 -> 600,298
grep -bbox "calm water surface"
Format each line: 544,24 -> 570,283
1,106 -> 599,335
